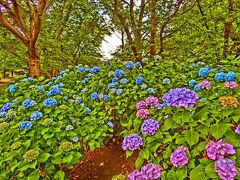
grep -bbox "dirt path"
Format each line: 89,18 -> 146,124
68,141 -> 138,180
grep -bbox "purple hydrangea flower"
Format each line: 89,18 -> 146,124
155,103 -> 164,110
145,96 -> 159,106
205,140 -> 235,160
136,109 -> 149,119
127,170 -> 146,180
162,88 -> 198,108
107,122 -> 114,128
170,146 -> 189,167
73,137 -> 79,142
136,101 -> 147,110
215,158 -> 238,180
235,124 -> 240,134
141,163 -> 161,179
141,119 -> 159,135
198,80 -> 211,90
122,134 -> 143,151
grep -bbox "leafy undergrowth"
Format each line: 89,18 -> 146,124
0,57 -> 240,180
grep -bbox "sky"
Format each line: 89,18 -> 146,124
100,32 -> 122,59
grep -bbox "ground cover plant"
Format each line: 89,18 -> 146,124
0,57 -> 240,180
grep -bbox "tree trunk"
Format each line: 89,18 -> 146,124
150,0 -> 157,56
28,47 -> 41,78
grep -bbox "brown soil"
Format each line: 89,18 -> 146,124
68,141 -> 138,180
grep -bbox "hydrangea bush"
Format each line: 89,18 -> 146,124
0,58 -> 240,179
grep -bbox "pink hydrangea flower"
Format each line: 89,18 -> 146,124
224,81 -> 238,89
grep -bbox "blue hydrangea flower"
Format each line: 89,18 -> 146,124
104,61 -> 110,66
19,121 -> 33,131
147,88 -> 154,93
103,95 -> 109,101
43,98 -> 57,107
56,76 -> 62,80
87,73 -> 94,77
136,76 -> 144,85
24,77 -> 33,82
112,77 -> 118,83
22,99 -> 37,109
215,72 -> 225,81
59,70 -> 69,75
91,92 -> 98,101
30,111 -> 43,121
52,77 -> 56,81
136,62 -> 141,68
75,97 -> 82,103
116,89 -> 123,95
199,67 -> 210,77
107,122 -> 114,128
120,78 -> 128,84
85,107 -> 91,114
91,66 -> 100,73
36,86 -> 44,92
114,69 -> 125,77
125,61 -> 134,70
76,67 -> 85,72
47,85 -> 62,96
63,96 -> 68,101
0,111 -> 7,118
188,80 -> 196,87
194,84 -> 201,92
192,64 -> 198,68
225,71 -> 236,82
58,82 -> 64,88
9,84 -> 16,93
1,102 -> 11,112
108,83 -> 116,89
48,81 -> 53,86
73,137 -> 79,142
162,88 -> 198,108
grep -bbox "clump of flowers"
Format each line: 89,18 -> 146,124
127,170 -> 145,180
59,141 -> 74,152
114,69 -> 125,77
219,96 -> 238,107
141,163 -> 161,179
73,137 -> 79,142
107,122 -> 114,128
120,78 -> 128,84
125,61 -> 134,70
22,99 -> 37,109
225,71 -> 236,82
198,80 -> 211,90
116,88 -> 123,95
1,102 -> 11,112
136,109 -> 149,119
47,85 -> 62,96
65,125 -> 74,131
0,111 -> 6,118
162,88 -> 198,108
205,140 -> 235,160
141,119 -> 159,135
91,92 -> 98,101
36,86 -> 44,92
136,62 -> 141,68
162,78 -> 170,85
10,142 -> 21,150
75,97 -> 82,103
23,149 -> 39,162
215,72 -> 225,81
136,101 -> 147,110
215,158 -> 238,180
194,84 -> 201,92
122,134 -> 143,151
8,84 -> 16,93
136,76 -> 144,85
235,124 -> 240,134
0,122 -> 9,132
91,66 -> 100,73
170,146 -> 189,167
30,111 -> 43,121
199,67 -> 210,77
147,88 -> 154,94
43,98 -> 57,107
19,121 -> 33,131
145,96 -> 159,106
224,81 -> 238,89
188,79 -> 196,87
